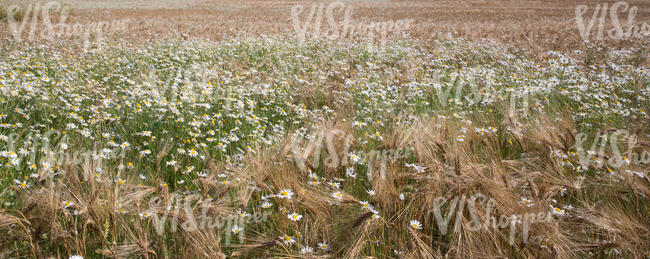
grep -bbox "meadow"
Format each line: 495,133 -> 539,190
0,0 -> 649,258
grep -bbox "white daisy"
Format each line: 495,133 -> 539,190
232,224 -> 244,234
288,212 -> 303,222
410,219 -> 422,229
318,242 -> 330,251
277,189 -> 294,199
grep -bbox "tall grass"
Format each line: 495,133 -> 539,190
0,35 -> 647,257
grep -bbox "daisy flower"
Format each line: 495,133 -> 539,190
300,246 -> 313,254
410,219 -> 423,229
346,167 -> 357,178
520,197 -> 534,207
318,242 -> 330,251
80,129 -> 91,138
236,209 -> 250,218
277,189 -> 294,199
359,201 -> 373,210
231,225 -> 244,234
280,234 -> 295,245
348,152 -> 360,163
14,180 -> 29,188
288,212 -> 303,222
551,206 -> 566,216
328,181 -> 340,189
261,200 -> 273,209
62,200 -> 74,209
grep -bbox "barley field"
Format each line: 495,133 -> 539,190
0,0 -> 648,258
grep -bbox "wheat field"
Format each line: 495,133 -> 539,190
0,0 -> 648,258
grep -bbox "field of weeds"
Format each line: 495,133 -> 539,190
0,0 -> 649,258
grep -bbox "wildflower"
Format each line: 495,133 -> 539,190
300,246 -> 314,254
520,197 -> 534,207
261,200 -> 273,209
406,163 -> 426,173
346,167 -> 357,178
318,242 -> 330,251
410,219 -> 422,230
232,225 -> 244,234
332,191 -> 343,200
277,189 -> 294,199
352,121 -> 366,128
551,206 -> 566,216
80,129 -> 91,138
14,180 -> 28,188
288,212 -> 303,222
62,200 -> 74,209
348,152 -> 360,163
167,160 -> 177,166
236,209 -> 250,218
359,201 -> 373,210
280,234 -> 295,245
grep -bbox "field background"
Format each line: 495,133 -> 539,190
1,0 -> 649,54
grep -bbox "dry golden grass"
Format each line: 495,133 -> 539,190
2,111 -> 647,257
2,0 -> 649,53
